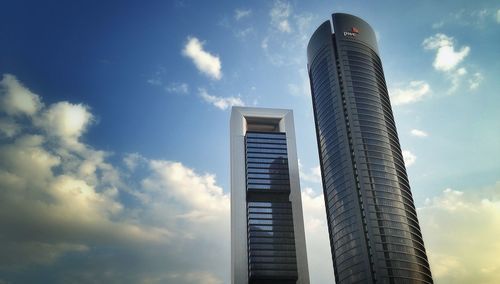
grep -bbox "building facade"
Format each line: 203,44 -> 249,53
230,107 -> 309,284
307,13 -> 433,283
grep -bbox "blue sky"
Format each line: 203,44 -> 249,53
0,0 -> 499,283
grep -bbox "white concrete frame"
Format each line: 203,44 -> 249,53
230,106 -> 310,284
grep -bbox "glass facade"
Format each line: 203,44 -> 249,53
307,13 -> 433,283
245,131 -> 298,283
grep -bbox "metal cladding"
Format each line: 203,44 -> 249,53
307,13 -> 433,283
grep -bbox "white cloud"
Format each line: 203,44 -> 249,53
476,9 -> 489,20
293,13 -> 314,45
433,9 -> 500,28
0,74 -> 229,283
432,21 -> 444,29
288,83 -> 300,95
423,33 -> 470,72
234,8 -> 252,20
0,242 -> 89,268
165,82 -> 189,94
146,67 -> 166,87
448,67 -> 468,93
221,10 -> 255,40
261,37 -> 269,50
0,118 -> 20,138
270,0 -> 292,33
235,27 -> 255,39
278,20 -> 291,33
261,3 -> 313,67
288,69 -> 311,97
402,150 -> 416,167
298,160 -> 321,184
146,68 -> 189,94
295,13 -> 313,33
147,78 -> 162,86
135,159 -> 230,282
35,101 -> 94,150
301,188 -> 335,283
422,33 -> 485,94
390,80 -> 431,106
142,160 -> 229,221
418,182 -> 500,283
0,74 -> 43,116
198,88 -> 244,110
123,152 -> 146,171
0,132 -> 170,268
140,271 -> 223,284
468,72 -> 483,90
182,37 -> 222,80
410,129 -> 429,138
175,271 -> 223,284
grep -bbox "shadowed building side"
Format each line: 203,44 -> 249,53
307,13 -> 433,283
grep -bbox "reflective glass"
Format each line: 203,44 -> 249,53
245,131 -> 298,281
309,30 -> 432,283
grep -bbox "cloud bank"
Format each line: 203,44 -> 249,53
2,74 -> 498,284
419,183 -> 500,283
0,74 -> 228,283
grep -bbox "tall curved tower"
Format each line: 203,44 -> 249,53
307,13 -> 433,283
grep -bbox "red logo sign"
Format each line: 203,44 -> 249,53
344,27 -> 359,37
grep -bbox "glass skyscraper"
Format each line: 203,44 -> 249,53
307,13 -> 433,283
230,107 -> 309,284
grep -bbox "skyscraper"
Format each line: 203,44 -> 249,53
307,13 -> 433,283
230,107 -> 310,284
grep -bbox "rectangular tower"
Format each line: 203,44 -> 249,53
307,13 -> 433,283
230,107 -> 309,284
